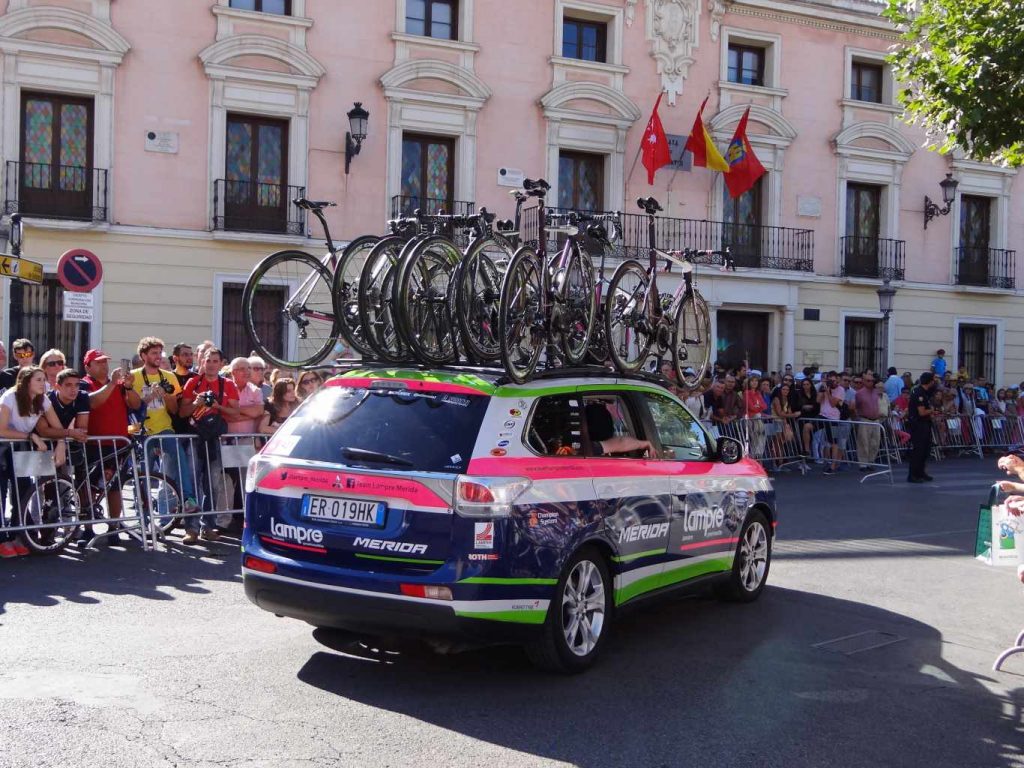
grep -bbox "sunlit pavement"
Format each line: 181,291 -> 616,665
1,458 -> 1022,768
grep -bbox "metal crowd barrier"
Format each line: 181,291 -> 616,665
140,433 -> 265,547
0,435 -> 151,553
705,416 -> 893,484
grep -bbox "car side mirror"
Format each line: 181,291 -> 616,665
718,436 -> 743,464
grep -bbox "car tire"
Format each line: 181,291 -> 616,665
715,509 -> 772,603
525,546 -> 612,673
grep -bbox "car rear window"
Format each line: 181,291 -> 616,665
263,384 -> 488,474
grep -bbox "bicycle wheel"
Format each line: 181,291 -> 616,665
395,234 -> 462,365
553,242 -> 596,365
498,247 -> 544,384
673,288 -> 711,389
455,235 -> 509,362
358,236 -> 408,362
123,471 -> 183,536
243,250 -> 336,368
604,260 -> 654,373
331,235 -> 379,357
18,476 -> 80,555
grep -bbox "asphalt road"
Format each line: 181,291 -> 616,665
2,458 -> 1023,768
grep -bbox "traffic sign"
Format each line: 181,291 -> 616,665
57,248 -> 103,293
62,291 -> 94,322
0,253 -> 44,284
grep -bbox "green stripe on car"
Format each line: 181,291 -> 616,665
455,609 -> 548,624
354,553 -> 446,565
458,577 -> 558,585
614,557 -> 732,606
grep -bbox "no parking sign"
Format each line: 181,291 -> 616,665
57,248 -> 103,293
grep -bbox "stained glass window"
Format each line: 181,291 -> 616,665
426,143 -> 449,201
24,100 -> 53,180
401,139 -> 423,204
402,134 -> 453,214
558,152 -> 603,211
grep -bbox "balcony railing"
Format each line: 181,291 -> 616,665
213,180 -> 306,236
4,161 -> 107,222
520,206 -> 814,272
390,195 -> 475,219
839,236 -> 906,280
955,246 -> 1016,289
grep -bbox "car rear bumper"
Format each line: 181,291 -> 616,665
244,571 -> 543,643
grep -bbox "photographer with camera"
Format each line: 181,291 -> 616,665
179,347 -> 240,545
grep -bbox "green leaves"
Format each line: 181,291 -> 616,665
885,0 -> 1024,166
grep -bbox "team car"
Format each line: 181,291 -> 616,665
242,366 -> 776,672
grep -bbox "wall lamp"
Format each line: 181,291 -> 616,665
923,173 -> 959,229
345,102 -> 369,175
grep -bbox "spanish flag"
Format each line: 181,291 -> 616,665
684,97 -> 730,173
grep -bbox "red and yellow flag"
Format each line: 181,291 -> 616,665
724,107 -> 766,199
641,92 -> 673,185
684,97 -> 730,173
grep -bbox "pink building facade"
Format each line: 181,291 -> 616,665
1,0 -> 1021,385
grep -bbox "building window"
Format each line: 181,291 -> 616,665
562,17 -> 607,63
221,282 -> 286,360
558,151 -> 603,211
851,61 -> 883,103
844,183 -> 882,277
958,194 -> 992,286
722,177 -> 763,267
716,310 -> 769,373
958,324 -> 995,383
229,0 -> 291,14
727,44 -> 765,87
8,276 -> 89,369
17,92 -> 96,221
400,133 -> 455,214
844,319 -> 883,375
221,114 -> 291,234
406,0 -> 458,40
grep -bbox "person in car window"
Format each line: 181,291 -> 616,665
584,402 -> 651,457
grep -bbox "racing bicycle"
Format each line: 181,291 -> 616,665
497,178 -> 598,383
603,196 -> 714,387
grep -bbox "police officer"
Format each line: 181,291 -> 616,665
907,371 -> 937,483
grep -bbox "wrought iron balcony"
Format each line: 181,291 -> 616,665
390,195 -> 475,219
4,161 -> 108,222
955,246 -> 1016,289
839,236 -> 906,280
213,179 -> 306,236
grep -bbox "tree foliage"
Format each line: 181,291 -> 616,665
884,0 -> 1024,166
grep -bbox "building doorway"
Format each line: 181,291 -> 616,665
716,310 -> 769,373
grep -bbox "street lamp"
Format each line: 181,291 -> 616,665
877,276 -> 897,369
923,173 -> 959,229
344,102 -> 370,175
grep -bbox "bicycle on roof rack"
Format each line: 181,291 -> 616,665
603,196 -> 716,388
496,178 -> 602,384
242,198 -> 372,369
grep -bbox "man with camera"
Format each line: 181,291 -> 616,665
179,347 -> 240,544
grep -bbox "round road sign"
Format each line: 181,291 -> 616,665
57,249 -> 103,293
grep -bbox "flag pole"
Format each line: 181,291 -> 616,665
666,89 -> 712,206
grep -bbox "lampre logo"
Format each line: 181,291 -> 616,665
684,506 -> 725,535
270,518 -> 324,545
353,537 -> 428,555
618,522 -> 669,544
474,522 -> 494,550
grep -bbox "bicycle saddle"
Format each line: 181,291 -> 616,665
636,196 -> 663,214
522,178 -> 551,197
294,198 -> 337,211
477,207 -> 497,224
585,223 -> 608,242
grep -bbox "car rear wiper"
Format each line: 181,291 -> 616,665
340,447 -> 414,468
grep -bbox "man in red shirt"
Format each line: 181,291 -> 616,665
179,347 -> 240,544
79,349 -> 142,542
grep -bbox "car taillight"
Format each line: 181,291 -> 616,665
244,555 -> 277,574
455,476 -> 531,519
244,455 -> 278,493
400,584 -> 453,600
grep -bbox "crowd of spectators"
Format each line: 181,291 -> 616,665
0,336 -> 319,558
661,347 -> 1023,475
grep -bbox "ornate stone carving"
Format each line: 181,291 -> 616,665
626,0 -> 638,27
643,0 -> 700,106
708,0 -> 730,43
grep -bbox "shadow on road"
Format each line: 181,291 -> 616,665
297,587 -> 1024,768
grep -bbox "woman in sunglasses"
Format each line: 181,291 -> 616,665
39,348 -> 67,392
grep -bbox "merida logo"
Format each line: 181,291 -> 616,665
354,537 -> 428,555
684,507 -> 725,535
271,518 -> 323,545
618,522 -> 669,544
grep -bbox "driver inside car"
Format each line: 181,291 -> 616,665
585,402 -> 652,457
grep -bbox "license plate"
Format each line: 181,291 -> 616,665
302,495 -> 386,527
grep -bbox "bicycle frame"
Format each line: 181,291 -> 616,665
285,206 -> 340,318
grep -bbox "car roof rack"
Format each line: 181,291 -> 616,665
310,358 -> 676,391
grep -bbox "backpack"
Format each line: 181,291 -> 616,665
190,376 -> 228,442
